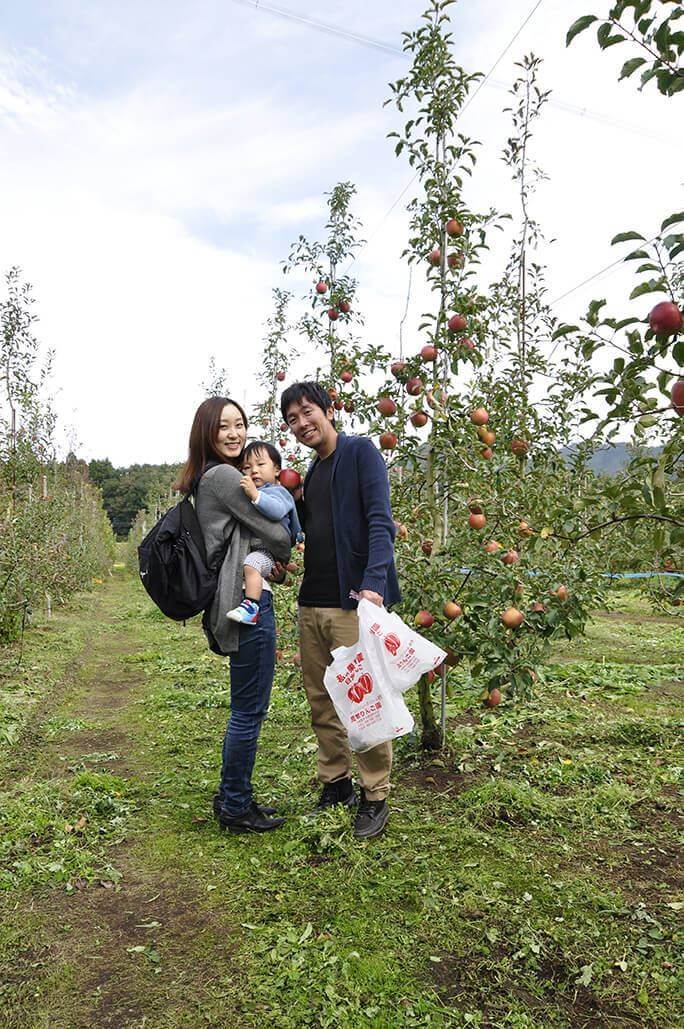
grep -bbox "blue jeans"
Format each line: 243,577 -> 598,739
218,592 -> 276,816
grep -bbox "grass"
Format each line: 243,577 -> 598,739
0,570 -> 681,1027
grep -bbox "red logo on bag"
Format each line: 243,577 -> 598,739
347,673 -> 373,704
384,633 -> 401,655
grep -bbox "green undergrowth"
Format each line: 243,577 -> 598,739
0,573 -> 681,1027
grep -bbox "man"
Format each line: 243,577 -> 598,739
281,381 -> 401,839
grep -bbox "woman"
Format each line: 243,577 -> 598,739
175,396 -> 292,834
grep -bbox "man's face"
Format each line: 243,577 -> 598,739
285,398 -> 336,452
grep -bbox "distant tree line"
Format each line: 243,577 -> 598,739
88,459 -> 180,538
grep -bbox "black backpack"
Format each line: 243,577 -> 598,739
138,490 -> 234,621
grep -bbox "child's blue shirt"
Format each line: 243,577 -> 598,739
252,483 -> 303,545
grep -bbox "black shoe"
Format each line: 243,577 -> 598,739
310,777 -> 357,815
213,793 -> 277,819
353,789 -> 389,839
218,802 -> 286,834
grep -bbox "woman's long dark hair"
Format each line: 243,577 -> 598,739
174,396 -> 249,495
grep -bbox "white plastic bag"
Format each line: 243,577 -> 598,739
323,639 -> 415,752
356,599 -> 447,694
322,601 -> 447,753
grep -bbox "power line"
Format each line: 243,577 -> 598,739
230,0 -> 673,143
459,0 -> 545,116
546,233 -> 660,359
228,0 -> 404,56
548,236 -> 659,308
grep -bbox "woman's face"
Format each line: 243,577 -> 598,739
215,403 -> 247,463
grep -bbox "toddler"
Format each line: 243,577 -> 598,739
226,441 -> 303,624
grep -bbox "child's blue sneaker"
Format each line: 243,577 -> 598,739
227,599 -> 259,624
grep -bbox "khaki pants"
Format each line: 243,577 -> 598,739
298,606 -> 392,801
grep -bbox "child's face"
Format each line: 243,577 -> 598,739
242,449 -> 279,488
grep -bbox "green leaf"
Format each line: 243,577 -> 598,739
566,15 -> 597,46
660,210 -> 684,232
629,279 -> 665,299
619,56 -> 647,80
576,964 -> 594,987
673,338 -> 684,366
597,22 -> 626,47
587,298 -> 607,327
551,324 -> 579,341
610,230 -> 645,245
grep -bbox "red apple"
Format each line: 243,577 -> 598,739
394,521 -> 408,540
483,540 -> 502,554
377,396 -> 397,417
421,539 -> 433,556
446,218 -> 464,237
448,251 -> 464,269
379,431 -> 398,451
470,407 -> 489,426
327,388 -> 338,400
279,468 -> 301,490
315,281 -> 328,294
420,344 -> 437,362
649,300 -> 682,336
280,422 -> 288,431
672,379 -> 684,415
276,371 -> 286,382
469,512 -> 486,530
334,400 -> 343,411
460,337 -> 475,350
477,426 -> 495,445
480,447 -> 493,460
406,377 -> 423,396
501,607 -> 524,629
427,248 -> 441,266
410,410 -> 429,428
448,313 -> 467,333
518,520 -> 533,537
511,438 -> 529,457
414,610 -> 434,628
344,400 -> 355,413
555,584 -> 569,601
390,360 -> 407,378
531,602 -> 546,613
443,601 -> 462,619
502,549 -> 520,566
486,688 -> 501,708
339,300 -> 350,314
327,308 -> 339,321
341,370 -> 353,383
279,437 -> 287,447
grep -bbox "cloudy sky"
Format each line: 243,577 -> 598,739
0,0 -> 680,466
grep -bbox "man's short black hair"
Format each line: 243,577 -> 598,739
280,381 -> 334,423
243,440 -> 282,469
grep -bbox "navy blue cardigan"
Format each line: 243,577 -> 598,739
299,432 -> 401,610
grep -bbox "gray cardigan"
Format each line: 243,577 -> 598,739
195,464 -> 291,655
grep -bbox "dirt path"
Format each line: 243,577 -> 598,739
1,572 -> 244,1028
